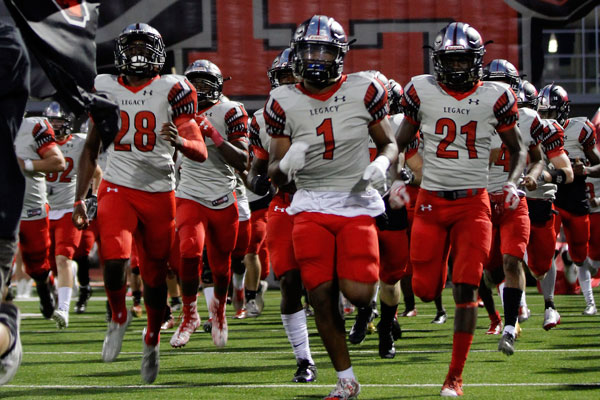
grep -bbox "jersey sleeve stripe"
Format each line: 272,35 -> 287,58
401,82 -> 420,123
265,97 -> 287,137
225,106 -> 249,140
494,91 -> 519,132
364,81 -> 389,122
168,81 -> 197,118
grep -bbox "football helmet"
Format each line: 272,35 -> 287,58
483,59 -> 520,92
291,15 -> 349,87
516,80 -> 538,109
537,84 -> 570,125
114,23 -> 166,78
43,101 -> 74,139
432,22 -> 485,92
184,59 -> 224,103
268,48 -> 296,89
388,79 -> 404,115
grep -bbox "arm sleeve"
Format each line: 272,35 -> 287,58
494,89 -> 519,132
401,81 -> 421,126
175,116 -> 208,162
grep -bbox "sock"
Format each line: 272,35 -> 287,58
503,324 -> 516,337
232,271 -> 245,291
520,291 -> 527,309
502,287 -> 522,329
106,285 -> 128,324
577,262 -> 595,306
182,291 -> 198,307
132,290 -> 142,305
203,287 -> 215,318
541,259 -> 557,307
448,331 -> 474,378
379,299 -> 398,330
490,310 -> 501,323
74,256 -> 90,286
337,366 -> 355,380
498,282 -> 505,308
144,304 -> 164,346
57,286 -> 72,311
281,310 -> 313,364
246,289 -> 257,302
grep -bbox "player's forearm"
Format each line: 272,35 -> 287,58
176,118 -> 208,162
268,160 -> 289,187
75,145 -> 98,202
91,165 -> 103,196
583,163 -> 600,178
33,153 -> 65,173
506,144 -> 527,184
218,140 -> 249,172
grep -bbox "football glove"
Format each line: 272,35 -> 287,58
84,195 -> 98,221
279,141 -> 309,182
389,180 -> 410,209
503,182 -> 524,210
362,155 -> 390,190
250,174 -> 271,196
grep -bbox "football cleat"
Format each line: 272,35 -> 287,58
518,306 -> 530,323
304,303 -> 314,317
583,304 -> 597,316
255,280 -> 269,312
141,329 -> 159,384
170,308 -> 200,348
210,298 -> 228,347
498,332 -> 515,355
400,308 -> 417,317
245,299 -> 261,318
233,308 -> 247,319
75,285 -> 92,314
35,279 -> 55,319
0,304 -> 22,385
324,377 -> 360,400
131,303 -> 143,318
203,318 -> 212,333
377,321 -> 396,359
292,359 -> 317,383
169,297 -> 182,312
51,309 -> 69,329
348,306 -> 372,345
432,310 -> 447,324
102,312 -> 132,362
486,318 -> 503,335
391,317 -> 402,340
543,307 -> 561,331
366,321 -> 377,334
440,374 -> 463,397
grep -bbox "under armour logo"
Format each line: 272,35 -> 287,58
420,204 -> 432,212
107,187 -> 118,193
143,90 -> 153,96
334,96 -> 346,102
468,98 -> 479,105
273,206 -> 286,213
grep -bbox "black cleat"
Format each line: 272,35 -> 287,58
293,359 -> 317,383
75,285 -> 92,314
377,321 -> 396,359
498,332 -> 515,356
431,310 -> 447,324
35,279 -> 55,319
391,317 -> 402,340
348,306 -> 372,345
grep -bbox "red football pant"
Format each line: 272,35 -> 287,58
292,212 -> 379,291
248,207 -> 270,279
410,190 -> 492,302
527,215 -> 557,277
377,228 -> 409,285
554,206 -> 590,264
18,216 -> 51,280
97,181 -> 175,287
588,213 -> 600,261
49,212 -> 82,271
232,219 -> 251,259
266,195 -> 298,278
176,197 -> 238,288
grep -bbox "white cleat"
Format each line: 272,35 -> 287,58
245,299 -> 261,318
141,329 -> 160,384
210,298 -> 228,347
518,306 -> 530,323
543,307 -> 561,331
51,309 -> 69,329
170,310 -> 200,348
255,280 -> 268,312
583,304 -> 597,316
102,312 -> 132,362
0,307 -> 22,385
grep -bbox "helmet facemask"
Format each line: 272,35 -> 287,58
433,50 -> 483,92
115,29 -> 165,78
293,42 -> 346,88
187,73 -> 222,103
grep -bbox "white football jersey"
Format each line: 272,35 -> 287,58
367,113 -> 406,194
176,98 -> 247,208
95,74 -> 196,192
488,106 -> 543,193
246,108 -> 272,202
562,117 -> 596,161
588,176 -> 600,214
14,117 -> 56,220
265,72 -> 389,193
403,75 -> 519,191
46,134 -> 86,210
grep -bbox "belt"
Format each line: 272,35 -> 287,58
427,188 -> 483,201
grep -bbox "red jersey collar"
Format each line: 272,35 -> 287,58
439,81 -> 483,101
296,75 -> 347,101
118,75 -> 159,93
56,135 -> 72,145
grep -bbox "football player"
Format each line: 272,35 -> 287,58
72,23 -> 209,383
247,47 -> 317,382
267,16 -> 398,399
395,22 -> 526,396
173,59 -> 249,348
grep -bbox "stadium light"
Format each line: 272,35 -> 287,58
548,33 -> 558,53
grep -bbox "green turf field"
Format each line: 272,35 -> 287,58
2,286 -> 599,399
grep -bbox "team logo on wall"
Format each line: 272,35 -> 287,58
52,0 -> 90,28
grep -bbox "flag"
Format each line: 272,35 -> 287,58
4,0 -> 119,150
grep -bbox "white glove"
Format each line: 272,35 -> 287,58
389,180 -> 410,209
362,155 -> 390,190
279,141 -> 309,182
503,182 -> 524,210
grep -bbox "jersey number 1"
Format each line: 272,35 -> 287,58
317,118 -> 335,160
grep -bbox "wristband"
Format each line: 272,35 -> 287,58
73,200 -> 85,208
548,169 -> 567,184
24,159 -> 34,172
